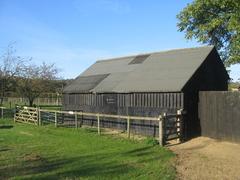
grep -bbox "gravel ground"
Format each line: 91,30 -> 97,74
169,137 -> 240,180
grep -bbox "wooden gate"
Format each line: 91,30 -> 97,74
164,110 -> 183,143
14,107 -> 39,125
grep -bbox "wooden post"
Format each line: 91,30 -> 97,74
55,112 -> 57,127
1,107 -> 3,119
14,106 -> 18,123
79,111 -> 83,127
177,109 -> 182,143
38,108 -> 41,126
97,114 -> 100,135
127,116 -> 130,138
75,113 -> 78,129
159,115 -> 163,146
159,113 -> 166,146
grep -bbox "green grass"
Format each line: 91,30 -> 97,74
38,105 -> 62,110
0,119 -> 175,180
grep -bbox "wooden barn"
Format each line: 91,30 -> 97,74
63,46 -> 229,138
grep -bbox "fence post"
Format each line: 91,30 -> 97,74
80,111 -> 83,127
55,111 -> 57,127
14,106 -> 18,123
177,109 -> 183,143
14,111 -> 15,123
159,115 -> 163,146
97,114 -> 100,135
1,107 -> 3,119
75,113 -> 78,129
127,116 -> 130,138
159,113 -> 166,146
38,108 -> 41,126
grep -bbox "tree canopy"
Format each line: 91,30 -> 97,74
177,0 -> 240,66
17,62 -> 59,106
0,44 -> 64,106
0,44 -> 26,104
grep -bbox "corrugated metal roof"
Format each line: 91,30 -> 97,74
64,46 -> 215,93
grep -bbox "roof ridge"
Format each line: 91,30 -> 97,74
96,46 -> 214,63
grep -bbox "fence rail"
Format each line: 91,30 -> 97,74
13,106 -> 184,146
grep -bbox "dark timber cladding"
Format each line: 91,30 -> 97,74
63,46 -> 229,138
64,93 -> 184,109
199,91 -> 240,143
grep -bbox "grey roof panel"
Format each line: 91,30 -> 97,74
91,72 -> 130,92
63,74 -> 109,93
112,47 -> 212,92
64,46 -> 215,93
80,56 -> 138,76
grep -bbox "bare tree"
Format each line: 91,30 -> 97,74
0,44 -> 26,104
17,62 -> 59,106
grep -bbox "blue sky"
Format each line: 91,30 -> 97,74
0,0 -> 239,81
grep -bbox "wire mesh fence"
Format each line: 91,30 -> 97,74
12,106 -> 184,146
0,107 -> 15,119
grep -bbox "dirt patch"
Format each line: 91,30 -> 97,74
82,125 -> 147,140
19,131 -> 33,136
23,153 -> 43,161
102,128 -> 146,140
169,137 -> 240,180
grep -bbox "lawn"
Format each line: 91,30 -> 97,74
0,119 -> 175,180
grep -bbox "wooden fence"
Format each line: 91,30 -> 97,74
0,107 -> 14,118
199,91 -> 240,143
13,106 -> 184,146
2,97 -> 62,107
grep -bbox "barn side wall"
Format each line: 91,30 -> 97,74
182,48 -> 228,138
63,92 -> 184,136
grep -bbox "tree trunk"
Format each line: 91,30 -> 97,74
29,98 -> 34,107
0,78 -> 5,106
0,97 -> 3,106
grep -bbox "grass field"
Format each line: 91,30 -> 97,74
0,119 -> 175,180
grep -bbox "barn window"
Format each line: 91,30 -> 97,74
128,54 -> 150,65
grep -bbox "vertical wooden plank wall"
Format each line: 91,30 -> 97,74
116,92 -> 184,108
63,92 -> 184,109
199,91 -> 240,143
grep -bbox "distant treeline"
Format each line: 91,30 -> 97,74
1,79 -> 72,97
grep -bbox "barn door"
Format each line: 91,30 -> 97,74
103,94 -> 118,114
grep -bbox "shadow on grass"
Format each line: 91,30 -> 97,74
0,152 -> 139,179
0,148 -> 11,152
0,125 -> 13,129
0,145 -> 166,179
